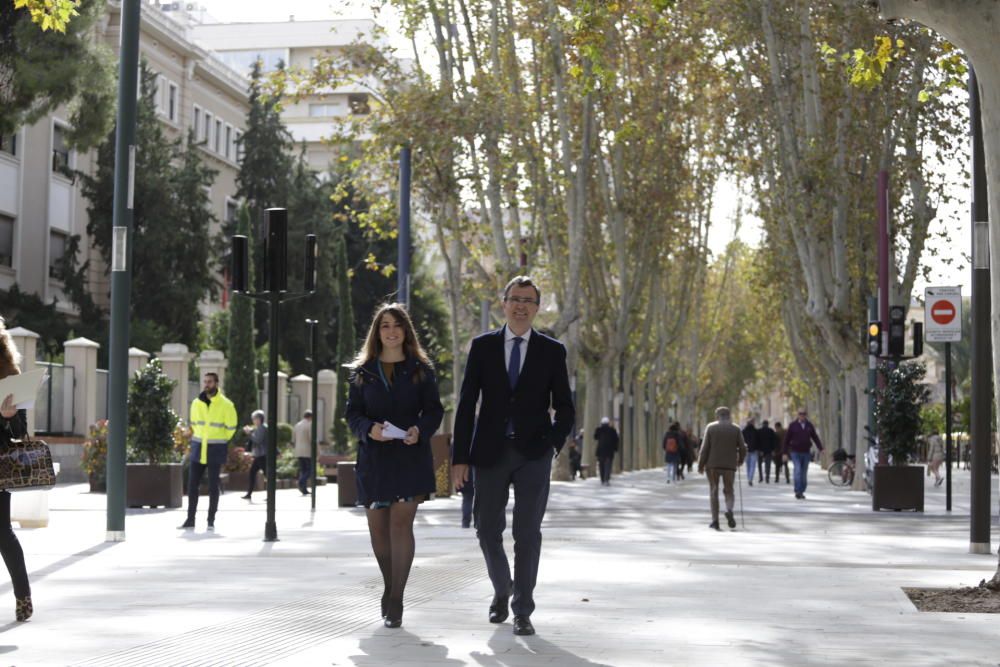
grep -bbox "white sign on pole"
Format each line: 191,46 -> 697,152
924,286 -> 962,342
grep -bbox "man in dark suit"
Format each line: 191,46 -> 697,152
451,276 -> 575,637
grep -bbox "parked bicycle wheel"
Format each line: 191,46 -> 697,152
828,461 -> 853,487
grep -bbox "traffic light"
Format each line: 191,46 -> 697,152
912,321 -> 923,357
868,321 -> 882,357
888,305 -> 906,357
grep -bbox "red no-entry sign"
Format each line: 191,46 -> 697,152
924,287 -> 962,343
931,300 -> 956,325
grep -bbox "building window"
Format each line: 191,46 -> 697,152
168,82 -> 178,122
214,119 -> 222,152
193,105 -> 202,139
48,230 -> 68,279
52,124 -> 70,173
216,48 -> 288,74
203,112 -> 212,145
348,93 -> 370,115
225,199 -> 238,226
0,134 -> 16,158
234,130 -> 243,163
0,215 -> 13,267
309,103 -> 342,117
224,125 -> 232,159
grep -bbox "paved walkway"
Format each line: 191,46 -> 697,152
2,463 -> 999,666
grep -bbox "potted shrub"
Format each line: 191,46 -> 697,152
872,360 -> 930,511
224,445 -> 261,493
82,419 -> 109,492
126,359 -> 184,508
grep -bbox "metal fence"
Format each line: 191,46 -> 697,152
35,362 -> 74,435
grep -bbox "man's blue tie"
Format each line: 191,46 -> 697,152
508,336 -> 523,389
506,337 -> 523,437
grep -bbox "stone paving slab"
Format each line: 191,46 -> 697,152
0,465 -> 997,666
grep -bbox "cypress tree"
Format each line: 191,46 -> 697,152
227,205 -> 258,429
332,230 -> 356,453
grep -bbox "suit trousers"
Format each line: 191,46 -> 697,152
706,468 -> 735,522
474,444 -> 552,617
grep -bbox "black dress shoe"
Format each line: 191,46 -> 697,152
178,518 -> 195,529
512,615 -> 535,636
384,599 -> 402,628
709,521 -> 721,530
725,511 -> 736,528
489,595 -> 509,624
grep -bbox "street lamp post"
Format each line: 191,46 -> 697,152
231,208 -> 317,541
305,318 -> 319,511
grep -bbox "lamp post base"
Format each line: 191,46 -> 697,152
969,542 -> 992,555
264,523 -> 279,542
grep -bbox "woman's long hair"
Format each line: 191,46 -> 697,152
0,316 -> 21,380
350,303 -> 433,383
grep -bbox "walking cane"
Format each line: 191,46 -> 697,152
736,462 -> 746,530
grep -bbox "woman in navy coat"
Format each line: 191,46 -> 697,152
346,303 -> 444,629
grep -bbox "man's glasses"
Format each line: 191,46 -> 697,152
505,297 -> 539,305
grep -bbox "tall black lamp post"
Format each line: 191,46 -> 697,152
231,208 -> 317,542
305,318 -> 319,511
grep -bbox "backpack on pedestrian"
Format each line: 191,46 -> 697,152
664,434 -> 679,455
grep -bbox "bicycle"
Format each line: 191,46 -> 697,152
828,455 -> 855,487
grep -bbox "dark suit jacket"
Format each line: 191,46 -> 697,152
452,327 -> 575,467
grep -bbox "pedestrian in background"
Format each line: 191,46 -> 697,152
241,409 -> 267,500
662,422 -> 684,484
742,417 -> 758,487
698,407 -> 747,530
347,303 -> 444,628
756,420 -> 777,483
595,417 -> 620,486
293,410 -> 314,496
926,431 -> 945,487
181,372 -> 237,530
773,421 -> 789,483
568,439 -> 583,480
0,318 -> 32,621
783,408 -> 823,500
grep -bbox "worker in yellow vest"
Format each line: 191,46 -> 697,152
180,372 -> 237,530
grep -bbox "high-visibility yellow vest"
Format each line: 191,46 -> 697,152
189,391 -> 238,464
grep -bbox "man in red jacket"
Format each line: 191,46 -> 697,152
782,408 -> 823,500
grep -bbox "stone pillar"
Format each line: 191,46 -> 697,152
8,327 -> 39,433
277,371 -> 289,424
158,344 -> 194,420
197,349 -> 228,390
128,347 -> 150,378
316,369 -> 337,444
64,337 -> 101,436
289,374 -> 312,424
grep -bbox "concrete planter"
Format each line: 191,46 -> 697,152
227,470 -> 265,493
872,465 -> 924,512
126,462 -> 183,508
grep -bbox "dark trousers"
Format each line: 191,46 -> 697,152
247,455 -> 265,494
474,445 -> 552,617
598,456 -> 614,483
0,492 -> 29,598
758,455 -> 772,481
297,457 -> 312,494
773,457 -> 790,482
187,459 -> 222,522
460,471 -> 475,528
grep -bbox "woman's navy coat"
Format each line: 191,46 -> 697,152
346,357 -> 444,506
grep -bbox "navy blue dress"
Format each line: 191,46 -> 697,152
346,357 -> 444,507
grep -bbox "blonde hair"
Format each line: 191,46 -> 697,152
0,316 -> 22,380
351,303 -> 432,383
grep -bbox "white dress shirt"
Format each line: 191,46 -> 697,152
503,325 -> 531,378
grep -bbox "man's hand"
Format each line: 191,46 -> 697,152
403,426 -> 420,445
782,454 -> 789,463
369,423 -> 390,442
452,463 -> 469,491
0,394 -> 15,419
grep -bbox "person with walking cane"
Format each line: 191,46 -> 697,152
697,407 -> 746,531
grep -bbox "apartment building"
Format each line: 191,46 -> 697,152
188,17 -> 380,172
0,1 -> 250,316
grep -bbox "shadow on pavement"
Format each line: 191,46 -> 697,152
477,624 -> 614,667
352,629 -> 465,666
0,541 -> 118,597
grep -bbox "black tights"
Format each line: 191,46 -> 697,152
366,501 -> 419,615
247,456 -> 265,494
0,492 -> 29,598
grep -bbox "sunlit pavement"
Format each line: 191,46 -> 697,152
3,463 -> 999,666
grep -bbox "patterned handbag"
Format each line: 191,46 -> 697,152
0,438 -> 57,491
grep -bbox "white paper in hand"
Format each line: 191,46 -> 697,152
382,421 -> 410,440
0,368 -> 48,409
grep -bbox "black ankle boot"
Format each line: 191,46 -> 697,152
380,591 -> 389,619
384,599 -> 403,628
